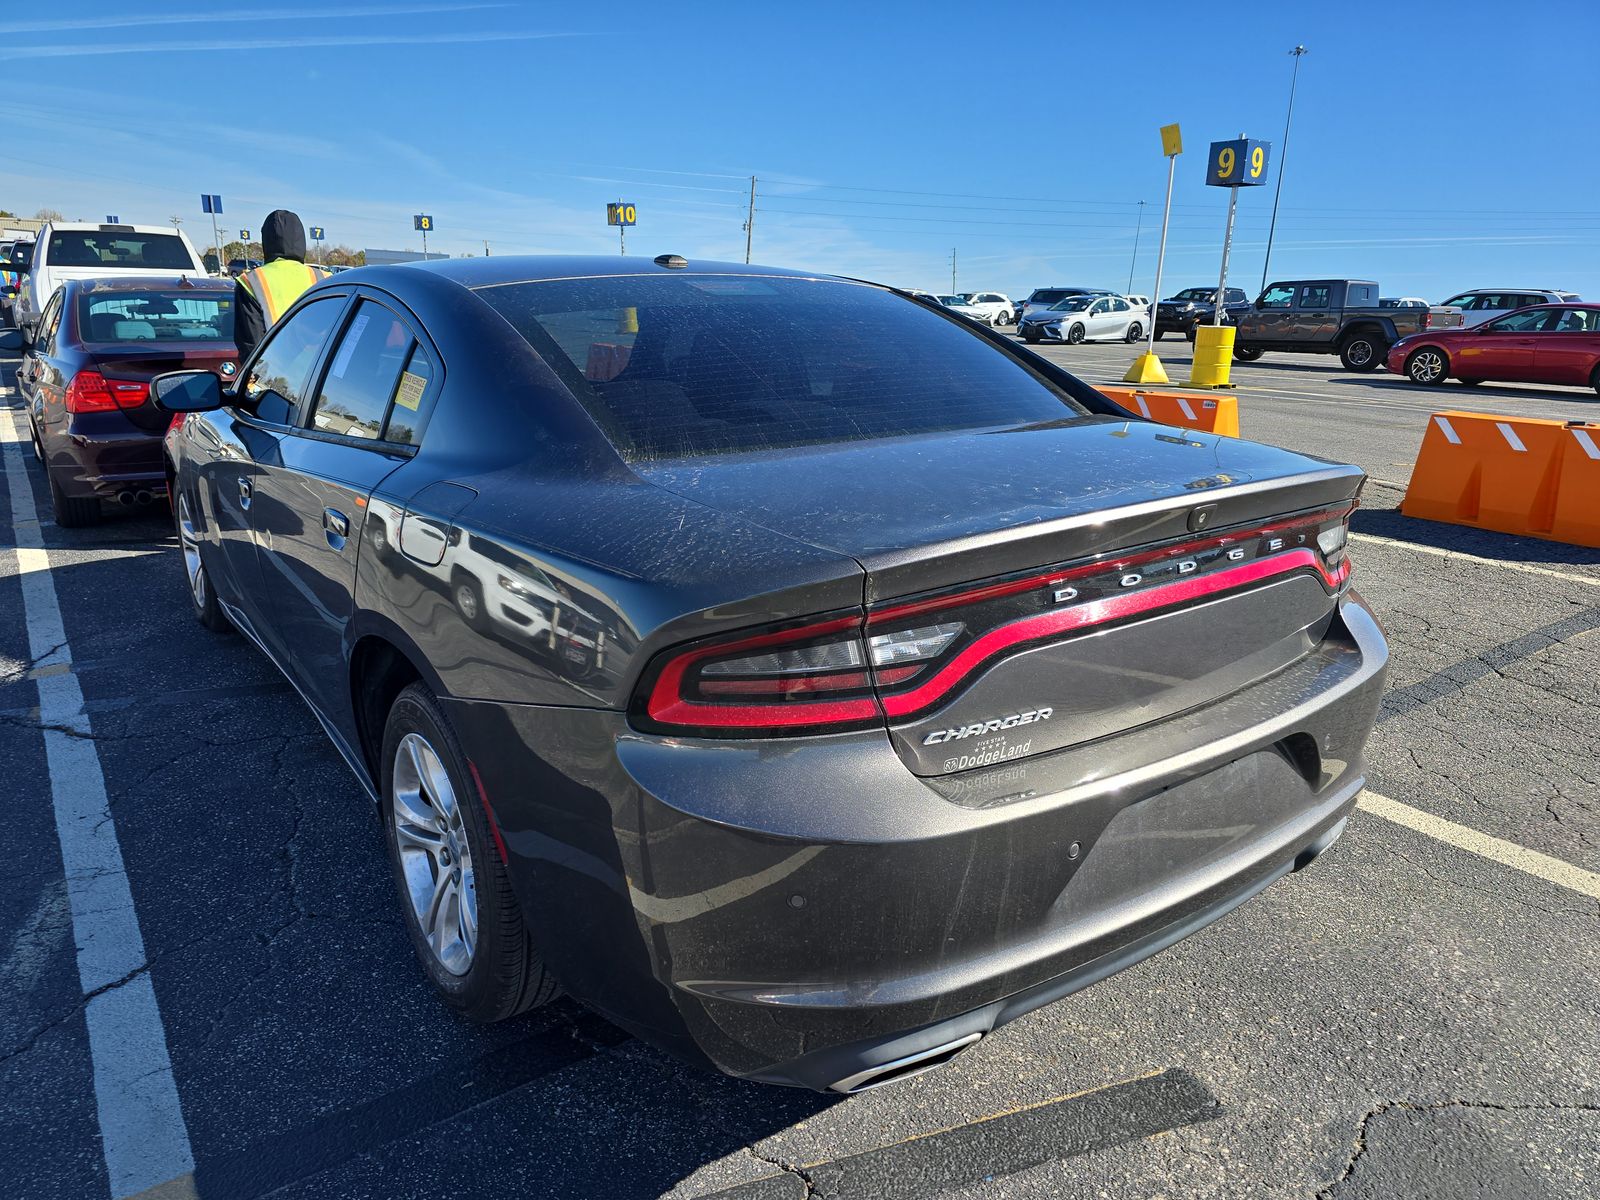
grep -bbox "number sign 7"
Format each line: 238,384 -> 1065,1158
1206,139 -> 1271,188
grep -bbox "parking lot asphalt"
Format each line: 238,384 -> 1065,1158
4,343 -> 1599,1200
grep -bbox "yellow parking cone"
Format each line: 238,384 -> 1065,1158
1123,352 -> 1170,385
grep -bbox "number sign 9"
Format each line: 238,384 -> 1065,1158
1206,139 -> 1271,188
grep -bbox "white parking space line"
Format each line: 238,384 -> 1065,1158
1,403 -> 195,1198
1350,532 -> 1600,588
1359,790 -> 1600,901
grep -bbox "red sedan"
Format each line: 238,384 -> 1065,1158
1388,303 -> 1600,394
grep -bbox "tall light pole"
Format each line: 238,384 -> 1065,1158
949,247 -> 957,294
743,175 -> 757,264
1127,199 -> 1146,294
1260,44 -> 1307,293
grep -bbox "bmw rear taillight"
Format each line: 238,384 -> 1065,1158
636,504 -> 1355,737
65,370 -> 148,413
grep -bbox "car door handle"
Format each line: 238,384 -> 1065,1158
238,477 -> 252,507
323,508 -> 350,538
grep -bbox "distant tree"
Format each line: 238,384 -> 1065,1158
321,244 -> 364,267
34,207 -> 64,221
0,209 -> 15,219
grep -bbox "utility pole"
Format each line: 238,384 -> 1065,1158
484,240 -> 490,257
743,175 -> 756,264
949,247 -> 957,294
169,215 -> 182,231
1261,44 -> 1307,292
1127,200 -> 1146,293
618,197 -> 626,256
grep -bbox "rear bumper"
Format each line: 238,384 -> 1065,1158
450,590 -> 1387,1089
43,417 -> 165,499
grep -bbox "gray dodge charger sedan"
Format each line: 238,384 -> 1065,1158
155,255 -> 1387,1092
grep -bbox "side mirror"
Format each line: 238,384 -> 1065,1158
152,369 -> 224,413
1255,299 -> 1266,309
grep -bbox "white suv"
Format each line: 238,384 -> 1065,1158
958,292 -> 1014,326
1439,288 -> 1580,328
14,222 -> 207,344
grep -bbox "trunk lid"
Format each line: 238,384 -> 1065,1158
640,417 -> 1361,774
91,343 -> 238,434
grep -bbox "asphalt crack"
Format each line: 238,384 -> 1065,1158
745,1144 -> 820,1198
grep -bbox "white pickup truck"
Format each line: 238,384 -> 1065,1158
13,222 -> 208,345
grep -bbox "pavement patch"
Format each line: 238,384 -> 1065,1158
710,1068 -> 1220,1199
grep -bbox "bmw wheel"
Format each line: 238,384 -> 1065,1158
1405,347 -> 1449,385
175,490 -> 231,631
1067,324 -> 1086,345
382,682 -> 557,1021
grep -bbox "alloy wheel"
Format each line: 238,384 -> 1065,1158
1409,350 -> 1445,384
392,732 -> 478,976
177,493 -> 207,608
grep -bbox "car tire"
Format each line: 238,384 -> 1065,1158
1404,347 -> 1449,386
382,682 -> 558,1022
48,471 -> 101,528
1067,324 -> 1086,345
1125,322 -> 1143,343
1022,327 -> 1041,344
1153,330 -> 1164,341
28,417 -> 44,463
1339,333 -> 1386,372
1591,365 -> 1600,398
174,490 -> 231,632
1234,346 -> 1265,362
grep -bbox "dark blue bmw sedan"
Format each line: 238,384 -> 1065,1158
155,255 -> 1387,1091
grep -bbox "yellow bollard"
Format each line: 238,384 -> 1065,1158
1186,325 -> 1235,388
1122,352 -> 1170,385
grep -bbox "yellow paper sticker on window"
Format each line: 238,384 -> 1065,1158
394,370 -> 426,411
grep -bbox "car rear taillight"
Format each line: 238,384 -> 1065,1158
65,370 -> 148,414
635,505 -> 1355,737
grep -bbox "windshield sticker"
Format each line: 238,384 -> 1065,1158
329,312 -> 370,379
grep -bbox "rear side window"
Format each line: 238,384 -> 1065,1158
311,301 -> 413,440
478,275 -> 1091,460
46,231 -> 194,270
78,290 -> 233,342
1550,309 -> 1600,333
1346,284 -> 1375,305
1299,285 -> 1331,309
1518,294 -> 1548,309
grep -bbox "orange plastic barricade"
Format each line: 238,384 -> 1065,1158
1550,424 -> 1600,548
1098,386 -> 1240,438
1401,411 -> 1600,548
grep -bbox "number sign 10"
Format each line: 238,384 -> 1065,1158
1206,139 -> 1271,188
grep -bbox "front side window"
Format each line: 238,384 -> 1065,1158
309,301 -> 414,441
78,290 -> 233,343
241,297 -> 344,426
45,230 -> 194,270
1299,286 -> 1331,309
1483,309 -> 1557,334
1259,284 -> 1295,308
477,275 -> 1092,460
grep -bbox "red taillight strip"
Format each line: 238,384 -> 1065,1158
878,549 -> 1348,719
872,505 -> 1351,623
644,613 -> 879,729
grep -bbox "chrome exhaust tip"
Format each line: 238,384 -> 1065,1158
828,1032 -> 982,1094
134,489 -> 154,505
117,491 -> 137,507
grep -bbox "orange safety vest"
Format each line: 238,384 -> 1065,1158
237,259 -> 328,325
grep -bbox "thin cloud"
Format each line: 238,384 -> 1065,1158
0,30 -> 579,61
0,4 -> 506,35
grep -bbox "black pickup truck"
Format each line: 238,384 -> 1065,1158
1228,279 -> 1463,371
1157,286 -> 1249,338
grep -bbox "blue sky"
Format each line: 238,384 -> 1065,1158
3,3 -> 1597,303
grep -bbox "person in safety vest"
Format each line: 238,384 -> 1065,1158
234,209 -> 328,360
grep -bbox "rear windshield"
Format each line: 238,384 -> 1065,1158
477,275 -> 1090,460
1172,289 -> 1214,301
78,290 -> 233,342
47,230 -> 194,270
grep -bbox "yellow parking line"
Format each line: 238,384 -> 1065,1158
1349,532 -> 1600,588
1358,790 -> 1600,900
